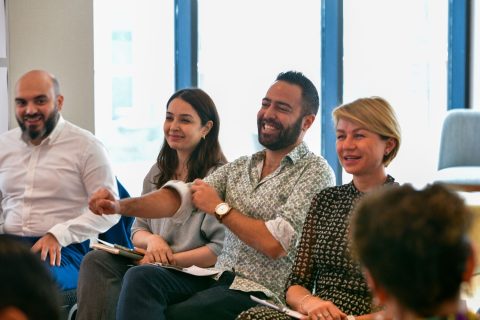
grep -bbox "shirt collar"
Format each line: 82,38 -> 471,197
348,174 -> 396,195
21,115 -> 65,146
252,141 -> 310,166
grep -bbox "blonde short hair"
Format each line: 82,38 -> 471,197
332,96 -> 401,166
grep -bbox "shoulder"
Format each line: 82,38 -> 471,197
210,155 -> 250,173
62,121 -> 106,150
301,152 -> 334,172
145,163 -> 161,177
63,120 -> 96,139
0,128 -> 22,143
229,155 -> 251,166
314,184 -> 350,202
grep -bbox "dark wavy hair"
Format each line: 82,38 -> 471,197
154,88 -> 227,188
351,184 -> 473,316
0,235 -> 61,320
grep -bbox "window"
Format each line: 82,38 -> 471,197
94,0 -> 174,195
343,0 -> 448,187
197,0 -> 321,160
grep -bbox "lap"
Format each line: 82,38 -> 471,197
237,306 -> 294,320
166,275 -> 267,320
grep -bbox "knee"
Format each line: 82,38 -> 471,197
79,250 -> 109,276
122,265 -> 158,289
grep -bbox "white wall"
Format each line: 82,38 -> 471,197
6,0 -> 95,133
1,0 -> 7,134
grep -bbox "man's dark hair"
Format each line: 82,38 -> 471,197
0,235 -> 61,320
276,71 -> 319,116
351,184 -> 473,316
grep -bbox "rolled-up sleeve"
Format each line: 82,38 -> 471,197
161,180 -> 193,224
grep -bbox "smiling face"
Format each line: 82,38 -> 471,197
336,118 -> 395,178
15,71 -> 63,145
164,97 -> 212,156
257,80 -> 313,151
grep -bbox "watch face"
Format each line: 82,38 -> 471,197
216,203 -> 229,215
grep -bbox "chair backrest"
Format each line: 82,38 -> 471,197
438,109 -> 480,170
97,178 -> 134,248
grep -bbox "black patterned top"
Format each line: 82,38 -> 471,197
285,175 -> 396,315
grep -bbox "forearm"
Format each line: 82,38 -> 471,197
173,246 -> 217,268
131,230 -> 155,249
286,284 -> 313,312
221,209 -> 286,259
118,188 -> 181,218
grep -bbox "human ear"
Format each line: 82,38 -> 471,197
56,94 -> 64,111
202,120 -> 213,137
384,138 -> 396,155
302,114 -> 315,131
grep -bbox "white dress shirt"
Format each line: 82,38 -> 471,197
0,116 -> 120,246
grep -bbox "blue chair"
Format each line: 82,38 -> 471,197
434,109 -> 480,191
62,178 -> 134,320
98,178 -> 134,248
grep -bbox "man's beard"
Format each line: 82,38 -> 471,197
257,115 -> 303,151
17,107 -> 60,141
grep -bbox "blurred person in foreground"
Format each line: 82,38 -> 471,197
0,235 -> 61,320
351,183 -> 478,320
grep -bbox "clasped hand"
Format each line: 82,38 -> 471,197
302,297 -> 347,320
191,179 -> 222,215
137,235 -> 175,266
89,187 -> 118,215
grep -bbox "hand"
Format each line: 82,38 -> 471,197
138,235 -> 175,265
89,188 -> 118,215
31,233 -> 62,266
190,179 -> 222,215
303,297 -> 346,320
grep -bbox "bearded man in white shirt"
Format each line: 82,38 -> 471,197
0,70 -> 119,290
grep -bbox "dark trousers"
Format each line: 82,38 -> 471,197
117,265 -> 266,320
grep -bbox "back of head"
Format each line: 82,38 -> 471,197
276,71 -> 319,116
332,96 -> 401,166
0,235 -> 61,320
351,184 -> 473,316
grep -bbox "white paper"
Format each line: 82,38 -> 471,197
0,67 -> 8,134
250,295 -> 303,319
151,263 -> 220,277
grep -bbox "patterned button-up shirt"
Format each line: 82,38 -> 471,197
165,142 -> 334,303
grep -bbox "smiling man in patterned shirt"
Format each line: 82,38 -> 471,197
89,71 -> 335,320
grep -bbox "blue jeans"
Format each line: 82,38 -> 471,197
117,265 -> 266,320
9,235 -> 89,290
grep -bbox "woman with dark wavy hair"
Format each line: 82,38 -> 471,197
76,88 -> 227,320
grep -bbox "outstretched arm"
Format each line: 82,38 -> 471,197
89,187 -> 181,218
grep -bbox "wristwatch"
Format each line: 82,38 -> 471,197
214,202 -> 232,222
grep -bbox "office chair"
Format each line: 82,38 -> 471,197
434,109 -> 480,191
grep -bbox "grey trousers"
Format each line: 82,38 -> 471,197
76,250 -> 132,320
